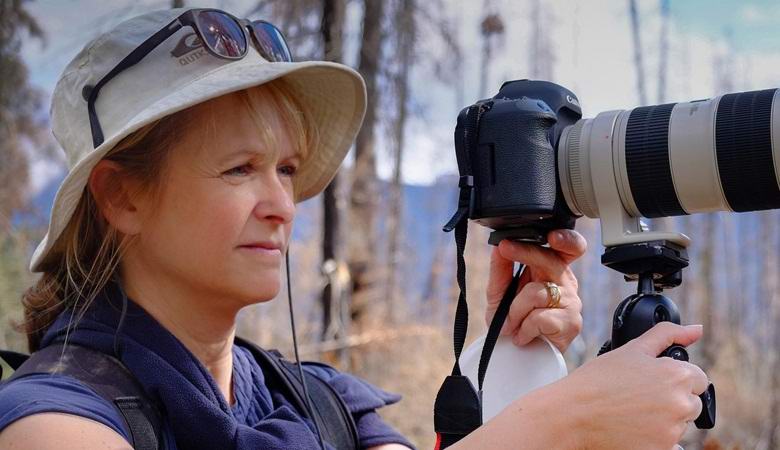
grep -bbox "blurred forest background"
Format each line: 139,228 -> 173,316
2,0 -> 780,448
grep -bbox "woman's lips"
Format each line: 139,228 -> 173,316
238,243 -> 282,256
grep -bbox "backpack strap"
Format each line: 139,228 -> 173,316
7,343 -> 164,450
0,350 -> 30,380
234,336 -> 360,450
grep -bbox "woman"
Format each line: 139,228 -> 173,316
0,7 -> 708,450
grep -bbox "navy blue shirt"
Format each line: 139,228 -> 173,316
0,283 -> 413,449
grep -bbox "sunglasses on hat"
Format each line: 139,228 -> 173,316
82,8 -> 293,148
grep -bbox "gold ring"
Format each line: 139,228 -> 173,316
544,282 -> 561,308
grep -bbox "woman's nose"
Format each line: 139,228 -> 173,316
254,173 -> 295,224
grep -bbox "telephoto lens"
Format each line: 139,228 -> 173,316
559,89 -> 780,220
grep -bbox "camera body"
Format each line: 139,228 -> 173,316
458,80 -> 581,242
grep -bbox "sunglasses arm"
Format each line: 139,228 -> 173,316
84,18 -> 185,148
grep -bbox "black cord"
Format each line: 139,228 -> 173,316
285,250 -> 326,449
113,275 -> 129,360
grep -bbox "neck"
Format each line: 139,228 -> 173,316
119,259 -> 238,406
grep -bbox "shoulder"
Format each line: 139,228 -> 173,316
300,363 -> 415,449
0,412 -> 132,449
234,341 -> 414,449
234,341 -> 402,414
0,374 -> 132,444
301,362 -> 402,414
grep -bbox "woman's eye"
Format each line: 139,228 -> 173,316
224,164 -> 253,177
278,165 -> 298,177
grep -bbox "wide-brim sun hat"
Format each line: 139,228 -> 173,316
30,7 -> 367,273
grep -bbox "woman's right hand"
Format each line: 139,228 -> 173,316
556,322 -> 709,449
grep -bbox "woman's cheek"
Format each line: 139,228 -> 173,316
197,185 -> 253,239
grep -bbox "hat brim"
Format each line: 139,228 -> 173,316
30,60 -> 366,272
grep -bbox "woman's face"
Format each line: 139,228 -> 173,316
130,91 -> 300,308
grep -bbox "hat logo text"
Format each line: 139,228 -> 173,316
170,32 -> 206,66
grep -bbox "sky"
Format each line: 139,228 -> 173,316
18,0 -> 780,194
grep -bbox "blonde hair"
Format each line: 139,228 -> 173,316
18,79 -> 316,352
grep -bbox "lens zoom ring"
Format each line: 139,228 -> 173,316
715,89 -> 780,212
566,121 -> 597,217
625,103 -> 686,218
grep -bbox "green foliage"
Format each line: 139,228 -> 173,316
0,0 -> 46,232
0,233 -> 34,352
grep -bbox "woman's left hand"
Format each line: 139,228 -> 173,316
485,229 -> 587,353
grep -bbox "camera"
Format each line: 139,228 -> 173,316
454,79 -> 780,249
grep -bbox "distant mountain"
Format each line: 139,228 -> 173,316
378,177 -> 459,305
290,176 -> 459,306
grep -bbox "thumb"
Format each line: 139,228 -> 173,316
630,322 -> 703,356
547,229 -> 587,264
487,246 -> 515,304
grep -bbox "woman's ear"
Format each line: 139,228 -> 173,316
88,160 -> 146,236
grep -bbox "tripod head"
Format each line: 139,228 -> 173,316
598,239 -> 716,429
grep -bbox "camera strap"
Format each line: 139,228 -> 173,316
434,101 -> 525,449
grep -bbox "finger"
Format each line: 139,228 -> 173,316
631,322 -> 704,357
498,240 -> 567,282
685,393 -> 704,423
680,361 -> 710,396
512,307 -> 575,347
501,282 -> 549,335
487,246 -> 517,306
547,229 -> 588,264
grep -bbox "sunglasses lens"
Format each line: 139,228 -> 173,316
196,11 -> 247,58
249,21 -> 292,62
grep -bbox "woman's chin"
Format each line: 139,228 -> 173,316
236,281 -> 281,304
249,291 -> 279,304
209,271 -> 282,305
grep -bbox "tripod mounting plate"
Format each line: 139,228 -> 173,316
601,240 -> 689,289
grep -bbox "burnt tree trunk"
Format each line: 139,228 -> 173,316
690,214 -> 718,449
348,0 -> 385,332
320,0 -> 346,343
763,211 -> 780,448
385,0 -> 415,322
657,0 -> 669,103
628,0 -> 647,105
